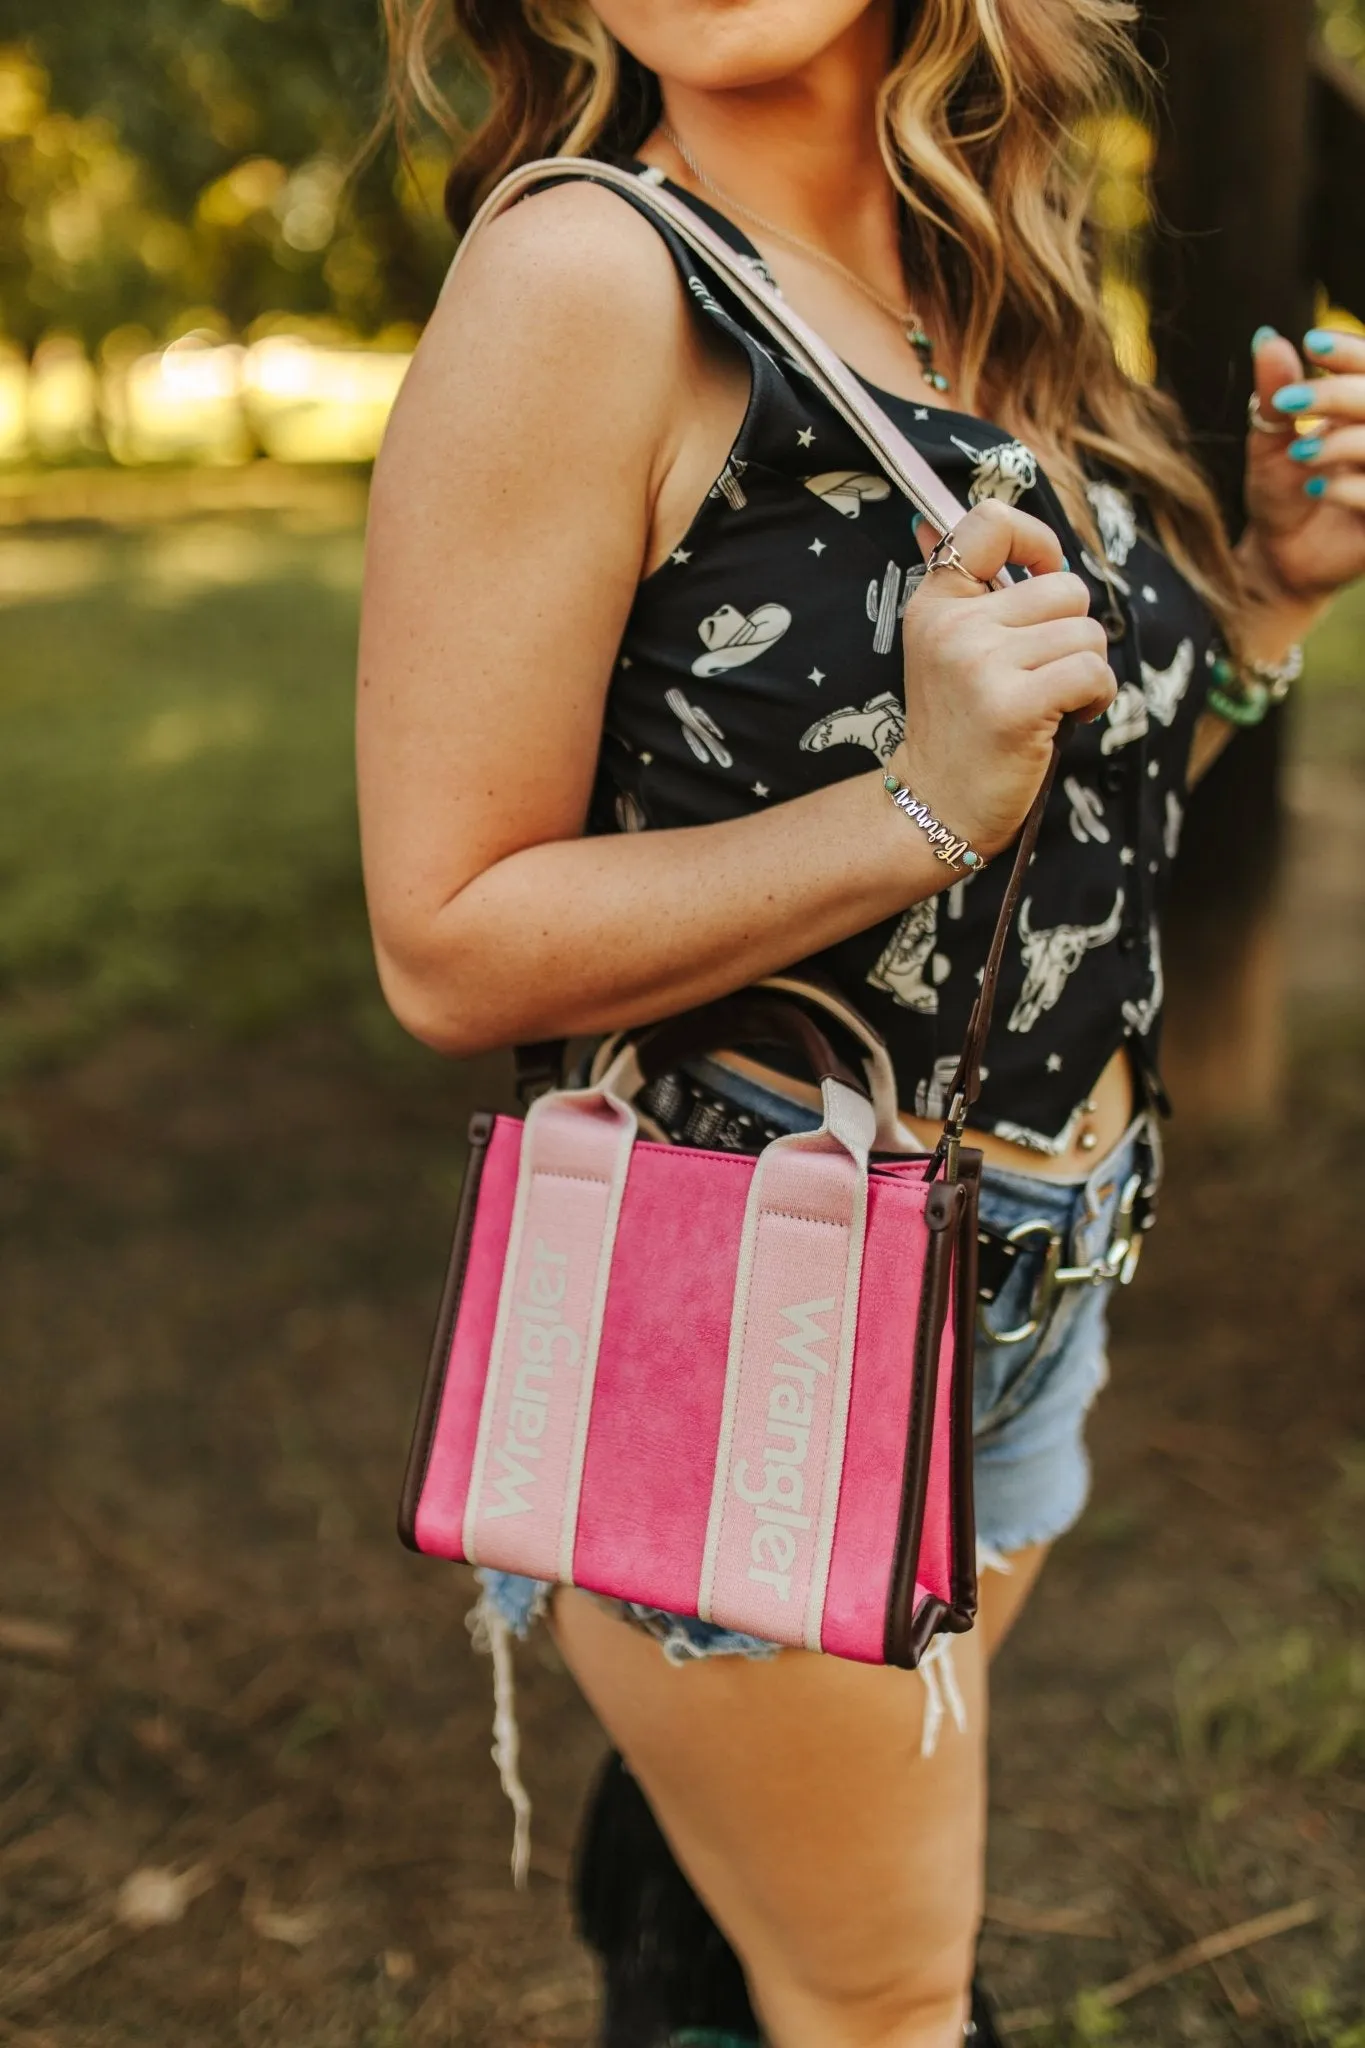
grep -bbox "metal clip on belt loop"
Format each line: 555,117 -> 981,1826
941,1090 -> 968,1184
984,1167 -> 1151,1348
1052,1168 -> 1146,1290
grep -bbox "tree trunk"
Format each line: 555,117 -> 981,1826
1139,0 -> 1315,1123
1311,44 -> 1365,320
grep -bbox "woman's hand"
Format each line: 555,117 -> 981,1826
890,501 -> 1116,858
1243,325 -> 1365,606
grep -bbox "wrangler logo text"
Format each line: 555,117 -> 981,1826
732,1298 -> 835,1600
482,1240 -> 574,1519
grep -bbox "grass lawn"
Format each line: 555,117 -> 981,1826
0,473 -> 391,1082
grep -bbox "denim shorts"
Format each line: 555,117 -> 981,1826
478,1059 -> 1146,1664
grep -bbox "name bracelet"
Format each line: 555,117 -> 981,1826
883,774 -> 986,876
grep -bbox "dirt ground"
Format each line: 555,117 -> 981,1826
0,996 -> 1361,2048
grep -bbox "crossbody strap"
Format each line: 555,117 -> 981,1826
448,158 -> 1013,585
454,158 -> 1062,1149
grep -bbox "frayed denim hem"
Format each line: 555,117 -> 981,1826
601,1600 -> 783,1665
973,1443 -> 1093,1559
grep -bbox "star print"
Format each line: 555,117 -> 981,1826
809,538 -> 826,556
808,668 -> 825,686
639,751 -> 653,765
619,654 -> 632,668
670,548 -> 692,565
974,966 -> 985,985
1147,760 -> 1160,779
914,408 -> 930,421
1149,859 -> 1159,874
751,782 -> 770,798
1142,585 -> 1158,603
1046,1052 -> 1063,1072
1119,846 -> 1135,865
796,427 -> 815,448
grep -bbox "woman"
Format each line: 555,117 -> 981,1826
358,3 -> 1365,2042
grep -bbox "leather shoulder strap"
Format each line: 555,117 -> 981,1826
447,158 -> 1012,591
471,160 -> 1062,1141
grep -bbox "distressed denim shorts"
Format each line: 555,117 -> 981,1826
478,1058 -> 1144,1665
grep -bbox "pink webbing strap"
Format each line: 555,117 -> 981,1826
446,158 -> 1012,594
698,1079 -> 875,1648
462,1090 -> 636,1578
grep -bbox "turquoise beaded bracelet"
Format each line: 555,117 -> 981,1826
883,773 -> 986,876
1206,642 -> 1303,728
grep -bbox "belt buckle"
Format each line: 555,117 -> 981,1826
982,1218 -> 1064,1346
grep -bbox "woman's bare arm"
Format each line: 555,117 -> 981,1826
357,186 -> 1110,1058
357,186 -> 947,1055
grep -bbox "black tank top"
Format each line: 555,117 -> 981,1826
583,171 -> 1217,1152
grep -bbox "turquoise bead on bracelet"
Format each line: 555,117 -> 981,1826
883,774 -> 985,874
1206,644 -> 1303,728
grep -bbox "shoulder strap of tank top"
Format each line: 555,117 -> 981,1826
451,158 -> 1014,584
456,158 -> 1060,1147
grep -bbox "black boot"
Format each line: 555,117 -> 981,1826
966,1978 -> 1009,2044
573,1750 -> 761,2048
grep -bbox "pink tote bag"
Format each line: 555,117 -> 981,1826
397,163 -> 1063,1667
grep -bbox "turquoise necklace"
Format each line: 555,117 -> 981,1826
660,126 -> 951,395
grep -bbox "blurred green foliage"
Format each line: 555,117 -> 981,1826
1320,0 -> 1365,63
0,0 -> 477,351
0,1 -> 1361,353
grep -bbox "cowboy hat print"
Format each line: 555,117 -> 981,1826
690,601 -> 793,678
803,471 -> 893,518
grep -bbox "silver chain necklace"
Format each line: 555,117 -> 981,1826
659,124 -> 951,394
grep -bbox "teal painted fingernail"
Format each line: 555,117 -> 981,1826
1272,383 -> 1314,413
1288,437 -> 1323,461
911,512 -> 925,534
1304,328 -> 1335,354
1304,475 -> 1327,498
1252,324 -> 1278,350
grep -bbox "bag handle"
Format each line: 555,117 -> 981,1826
628,993 -> 861,1095
459,160 -> 1065,1156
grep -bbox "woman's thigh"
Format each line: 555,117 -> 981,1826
551,1559 -> 1043,2048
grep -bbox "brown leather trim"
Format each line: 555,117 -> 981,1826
632,992 -> 865,1098
883,1179 -> 963,1668
512,1042 -> 565,1105
398,1110 -> 497,1551
945,1149 -> 983,1632
905,1595 -> 951,1665
934,731 -> 1069,1130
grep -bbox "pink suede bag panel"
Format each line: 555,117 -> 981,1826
572,1142 -> 753,1612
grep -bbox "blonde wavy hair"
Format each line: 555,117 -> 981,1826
382,0 -> 1241,637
